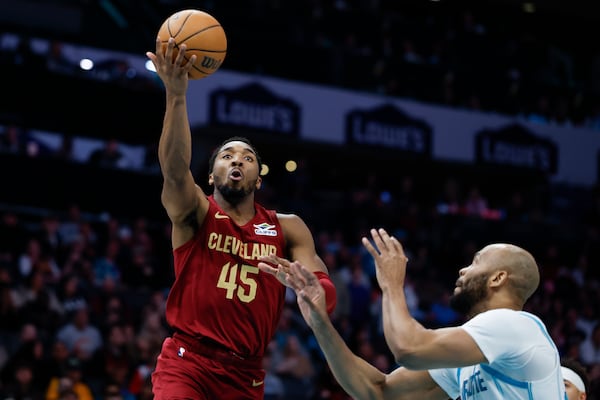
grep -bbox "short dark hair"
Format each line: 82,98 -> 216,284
561,357 -> 589,393
208,136 -> 262,175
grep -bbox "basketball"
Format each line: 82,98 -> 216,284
157,9 -> 227,80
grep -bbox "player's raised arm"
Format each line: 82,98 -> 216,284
147,36 -> 207,248
363,228 -> 485,369
283,261 -> 449,400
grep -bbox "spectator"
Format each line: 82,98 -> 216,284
0,124 -> 26,154
57,204 -> 85,248
55,307 -> 103,361
274,334 -> 315,400
580,323 -> 600,366
0,359 -> 45,400
87,138 -> 126,169
562,357 -> 589,400
45,356 -> 94,400
262,342 -> 285,400
12,269 -> 63,331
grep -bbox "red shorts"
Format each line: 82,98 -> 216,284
152,334 -> 266,400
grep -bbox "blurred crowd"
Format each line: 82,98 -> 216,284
1,134 -> 600,399
211,0 -> 600,130
2,1 -> 600,131
2,1 -> 600,399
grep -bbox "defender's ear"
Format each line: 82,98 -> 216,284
489,270 -> 508,288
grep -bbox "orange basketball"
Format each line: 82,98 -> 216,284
157,9 -> 227,79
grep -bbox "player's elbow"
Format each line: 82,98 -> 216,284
390,347 -> 422,370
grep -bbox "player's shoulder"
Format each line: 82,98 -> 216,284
467,308 -> 542,330
275,211 -> 300,220
276,212 -> 310,235
474,308 -> 529,319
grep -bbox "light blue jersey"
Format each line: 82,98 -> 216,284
429,309 -> 566,399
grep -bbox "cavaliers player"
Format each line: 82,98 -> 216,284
146,38 -> 336,400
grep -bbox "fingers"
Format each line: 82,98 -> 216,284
164,37 -> 175,63
258,254 -> 294,279
361,236 -> 379,258
371,228 -> 389,252
148,36 -> 198,80
257,262 -> 278,275
286,263 -> 315,294
155,36 -> 162,56
259,254 -> 291,269
285,263 -> 306,291
174,43 -> 187,65
183,54 -> 197,73
389,235 -> 406,258
291,261 -> 318,284
362,228 -> 408,260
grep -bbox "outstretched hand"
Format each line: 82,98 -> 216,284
258,254 -> 294,288
258,256 -> 329,328
362,228 -> 409,291
287,262 -> 329,328
146,37 -> 196,95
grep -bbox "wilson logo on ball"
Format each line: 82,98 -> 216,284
201,56 -> 222,70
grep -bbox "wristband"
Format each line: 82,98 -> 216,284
314,271 -> 337,315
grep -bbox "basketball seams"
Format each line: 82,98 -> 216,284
166,11 -> 195,40
157,9 -> 226,79
178,25 -> 227,51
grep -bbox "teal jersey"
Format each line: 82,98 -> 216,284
429,309 -> 566,399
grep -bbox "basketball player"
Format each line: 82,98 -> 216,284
259,228 -> 567,399
562,358 -> 588,400
145,37 -> 336,400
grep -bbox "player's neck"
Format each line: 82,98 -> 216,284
470,299 -> 521,319
214,193 -> 256,219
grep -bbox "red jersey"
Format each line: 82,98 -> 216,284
165,195 -> 287,358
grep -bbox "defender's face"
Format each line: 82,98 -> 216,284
450,248 -> 494,314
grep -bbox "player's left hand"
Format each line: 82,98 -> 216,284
286,261 -> 328,328
146,37 -> 196,96
362,228 -> 409,291
258,254 -> 294,287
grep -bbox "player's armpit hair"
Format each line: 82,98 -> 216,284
314,271 -> 337,315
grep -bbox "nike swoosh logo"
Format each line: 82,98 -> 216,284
252,380 -> 264,387
215,211 -> 230,219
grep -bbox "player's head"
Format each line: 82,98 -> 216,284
208,136 -> 263,205
450,243 -> 540,317
562,358 -> 588,400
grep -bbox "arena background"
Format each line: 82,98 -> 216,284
1,1 -> 600,399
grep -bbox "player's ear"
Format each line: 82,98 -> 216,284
208,174 -> 214,185
256,175 -> 262,189
489,270 -> 508,288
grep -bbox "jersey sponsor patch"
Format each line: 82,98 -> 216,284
253,222 -> 277,236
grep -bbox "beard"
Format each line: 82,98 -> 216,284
216,181 -> 255,206
449,273 -> 489,316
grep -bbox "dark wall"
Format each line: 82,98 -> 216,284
0,153 -> 164,220
2,64 -> 164,144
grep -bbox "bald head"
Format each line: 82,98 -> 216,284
481,243 -> 540,306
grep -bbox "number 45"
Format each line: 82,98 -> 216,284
217,262 -> 258,303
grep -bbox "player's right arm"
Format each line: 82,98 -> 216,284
147,37 -> 209,248
364,229 -> 486,370
312,318 -> 449,400
285,261 -> 449,400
